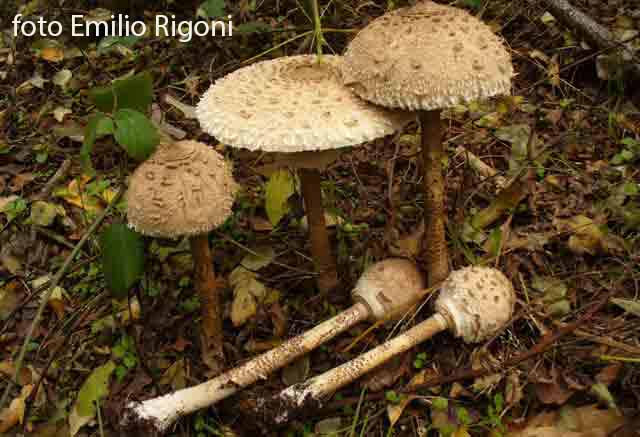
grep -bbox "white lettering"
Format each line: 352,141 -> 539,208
178,21 -> 192,42
131,21 -> 146,36
48,20 -> 62,37
21,21 -> 36,37
71,15 -> 84,36
12,14 -> 22,37
155,15 -> 169,37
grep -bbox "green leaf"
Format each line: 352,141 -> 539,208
113,109 -> 160,161
385,390 -> 400,403
1,197 -> 28,222
69,361 -> 116,436
80,113 -> 108,175
236,22 -> 271,34
463,0 -> 482,9
199,0 -> 226,17
90,71 -> 154,113
265,169 -> 295,226
432,397 -> 449,410
611,298 -> 640,317
101,224 -> 145,298
97,35 -> 141,54
486,227 -> 503,257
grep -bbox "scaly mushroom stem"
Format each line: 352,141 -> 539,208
299,168 -> 339,293
190,235 -> 224,375
122,303 -> 369,433
272,314 -> 449,424
121,259 -> 426,434
420,109 -> 449,286
267,266 -> 516,425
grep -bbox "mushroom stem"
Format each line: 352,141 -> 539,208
122,302 -> 370,434
270,314 -> 449,424
420,109 -> 449,286
190,235 -> 224,375
299,168 -> 339,293
265,266 -> 516,425
120,258 -> 427,434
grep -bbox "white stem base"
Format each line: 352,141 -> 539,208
122,303 -> 368,433
274,313 -> 448,424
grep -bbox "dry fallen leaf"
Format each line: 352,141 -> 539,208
507,404 -> 625,437
0,384 -> 33,433
40,46 -> 64,62
387,394 -> 418,427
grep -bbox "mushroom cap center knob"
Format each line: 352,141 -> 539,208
434,266 -> 515,343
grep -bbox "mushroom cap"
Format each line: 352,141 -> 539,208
196,55 -> 411,153
352,258 -> 427,321
341,1 -> 513,111
126,140 -> 238,238
435,266 -> 515,343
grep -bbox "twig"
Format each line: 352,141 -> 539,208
33,159 -> 71,201
0,185 -> 125,410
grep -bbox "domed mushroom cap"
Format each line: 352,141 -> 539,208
435,266 -> 515,343
353,258 -> 427,321
341,1 -> 513,111
127,140 -> 238,238
196,55 -> 411,153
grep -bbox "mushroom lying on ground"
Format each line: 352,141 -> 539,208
121,258 -> 427,434
341,1 -> 514,286
196,55 -> 410,293
127,140 -> 238,374
267,265 -> 516,424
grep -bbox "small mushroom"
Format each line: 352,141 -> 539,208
341,1 -> 514,286
127,140 -> 238,374
121,258 -> 427,434
270,265 -> 516,423
196,55 -> 410,293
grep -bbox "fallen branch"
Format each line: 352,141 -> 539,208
537,0 -> 640,79
454,146 -> 507,189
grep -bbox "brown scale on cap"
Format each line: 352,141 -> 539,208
127,140 -> 238,238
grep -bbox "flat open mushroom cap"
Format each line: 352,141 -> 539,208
341,1 -> 513,111
435,266 -> 515,343
196,55 -> 411,153
127,140 -> 238,238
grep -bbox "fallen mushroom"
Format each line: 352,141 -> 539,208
126,140 -> 238,374
196,55 -> 410,293
341,1 -> 514,286
121,258 -> 427,434
267,265 -> 516,424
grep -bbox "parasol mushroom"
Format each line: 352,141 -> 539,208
269,265 -> 516,424
341,1 -> 514,286
121,258 -> 428,434
127,140 -> 238,374
196,55 -> 410,293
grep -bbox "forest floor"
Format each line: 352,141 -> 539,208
1,0 -> 639,436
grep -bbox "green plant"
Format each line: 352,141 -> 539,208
112,335 -> 138,382
81,71 -> 160,174
414,352 -> 427,369
479,392 -> 506,435
611,137 -> 640,165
